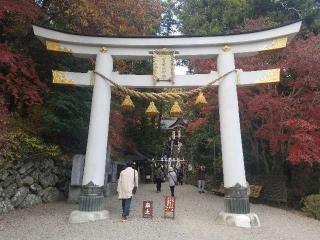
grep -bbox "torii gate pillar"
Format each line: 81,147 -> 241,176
69,49 -> 112,223
216,48 -> 260,227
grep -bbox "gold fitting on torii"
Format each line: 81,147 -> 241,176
100,46 -> 108,53
222,45 -> 231,52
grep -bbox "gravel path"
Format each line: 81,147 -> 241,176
0,183 -> 319,240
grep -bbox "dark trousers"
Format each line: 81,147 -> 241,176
122,198 -> 132,217
170,186 -> 175,197
156,178 -> 162,192
178,176 -> 183,185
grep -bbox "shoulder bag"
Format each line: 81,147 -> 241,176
169,172 -> 177,185
132,169 -> 137,194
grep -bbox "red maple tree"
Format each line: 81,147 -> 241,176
239,32 -> 320,170
0,44 -> 47,111
187,20 -> 320,172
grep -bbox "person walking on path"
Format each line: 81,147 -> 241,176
197,164 -> 206,193
177,168 -> 184,185
154,165 -> 164,193
117,161 -> 138,222
167,166 -> 177,197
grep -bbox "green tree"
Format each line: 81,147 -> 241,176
160,0 -> 179,35
177,0 -> 320,34
177,0 -> 250,34
249,0 -> 320,33
29,86 -> 92,153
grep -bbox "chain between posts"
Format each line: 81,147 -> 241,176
93,69 -> 238,101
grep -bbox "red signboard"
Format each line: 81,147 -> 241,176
142,200 -> 153,218
164,196 -> 176,219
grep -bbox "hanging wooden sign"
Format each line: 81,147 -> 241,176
152,48 -> 177,84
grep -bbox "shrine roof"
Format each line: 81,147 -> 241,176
161,118 -> 187,130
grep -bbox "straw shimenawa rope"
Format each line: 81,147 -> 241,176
94,70 -> 237,101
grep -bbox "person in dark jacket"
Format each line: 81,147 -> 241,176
154,165 -> 164,193
177,169 -> 184,185
197,164 -> 206,193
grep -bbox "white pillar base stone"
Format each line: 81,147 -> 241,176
69,210 -> 109,224
216,212 -> 260,228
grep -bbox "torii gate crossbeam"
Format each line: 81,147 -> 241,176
33,21 -> 301,228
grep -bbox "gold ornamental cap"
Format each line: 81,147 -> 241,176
195,91 -> 207,107
145,101 -> 159,116
121,95 -> 135,110
170,101 -> 182,117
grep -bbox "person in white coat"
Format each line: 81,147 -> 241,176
117,162 -> 138,222
167,166 -> 177,197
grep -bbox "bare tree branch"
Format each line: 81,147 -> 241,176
278,1 -> 303,19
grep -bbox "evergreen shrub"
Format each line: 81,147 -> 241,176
302,194 -> 320,220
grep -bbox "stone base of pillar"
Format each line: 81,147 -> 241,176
224,183 -> 250,214
69,210 -> 109,224
78,181 -> 105,211
224,196 -> 250,214
79,195 -> 105,211
69,182 -> 108,224
216,212 -> 260,228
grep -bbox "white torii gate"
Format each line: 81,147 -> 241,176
33,21 -> 301,227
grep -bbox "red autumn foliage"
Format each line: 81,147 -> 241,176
191,59 -> 217,74
190,19 -> 320,170
187,117 -> 207,134
240,33 -> 320,167
40,0 -> 162,35
0,43 -> 47,110
0,0 -> 41,22
0,96 -> 10,150
239,18 -> 269,32
284,119 -> 320,164
109,111 -> 126,151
